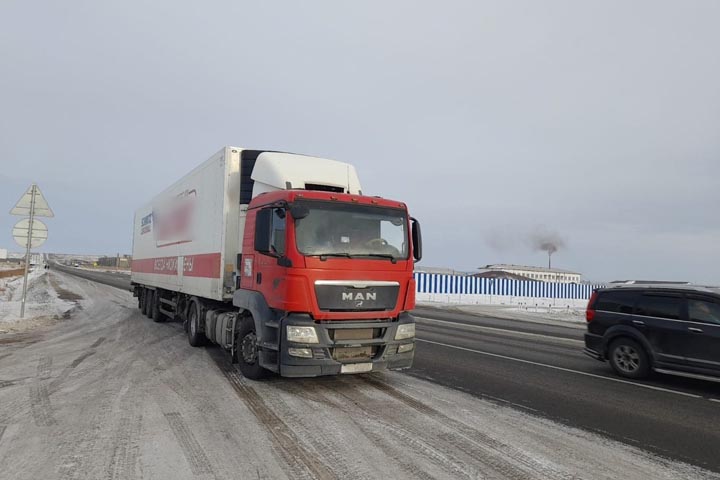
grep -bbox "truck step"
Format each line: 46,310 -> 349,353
159,297 -> 177,307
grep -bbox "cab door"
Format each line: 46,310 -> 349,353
253,207 -> 289,308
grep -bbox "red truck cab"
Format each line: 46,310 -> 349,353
234,189 -> 421,378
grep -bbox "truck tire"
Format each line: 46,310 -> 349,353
143,289 -> 153,318
138,289 -> 145,311
151,291 -> 166,323
608,338 -> 650,379
236,315 -> 268,380
187,301 -> 205,347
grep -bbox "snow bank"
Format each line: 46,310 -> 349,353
418,301 -> 587,325
0,268 -> 76,333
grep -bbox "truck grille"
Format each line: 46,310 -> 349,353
314,281 -> 399,312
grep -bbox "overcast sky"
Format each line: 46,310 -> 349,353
1,1 -> 719,283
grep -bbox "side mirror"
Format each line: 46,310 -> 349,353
289,204 -> 310,219
411,217 -> 422,263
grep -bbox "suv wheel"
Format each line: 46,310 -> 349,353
608,338 -> 650,379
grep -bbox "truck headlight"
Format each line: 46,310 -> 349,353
395,323 -> 415,340
287,326 -> 319,344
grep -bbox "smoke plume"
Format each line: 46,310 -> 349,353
530,227 -> 565,255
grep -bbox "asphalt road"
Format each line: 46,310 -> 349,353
52,266 -> 720,473
411,305 -> 720,473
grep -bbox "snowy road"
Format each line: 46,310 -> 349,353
0,270 -> 717,479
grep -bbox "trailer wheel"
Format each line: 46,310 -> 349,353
151,291 -> 167,323
138,289 -> 145,311
143,290 -> 153,318
187,301 -> 205,347
236,315 -> 268,380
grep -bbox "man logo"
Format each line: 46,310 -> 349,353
342,292 -> 377,302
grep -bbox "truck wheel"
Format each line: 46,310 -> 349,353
608,338 -> 650,379
143,290 -> 153,318
236,315 -> 268,380
138,289 -> 145,311
187,301 -> 205,347
151,291 -> 166,323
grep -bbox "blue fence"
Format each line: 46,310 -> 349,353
414,272 -> 602,300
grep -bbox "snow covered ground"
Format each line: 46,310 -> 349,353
0,271 -> 717,479
0,269 -> 77,334
418,301 -> 587,326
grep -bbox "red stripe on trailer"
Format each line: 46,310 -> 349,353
132,253 -> 222,279
182,252 -> 222,278
132,256 -> 178,275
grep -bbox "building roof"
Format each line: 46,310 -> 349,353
472,270 -> 540,281
481,264 -> 581,275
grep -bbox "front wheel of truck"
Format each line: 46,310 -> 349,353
236,315 -> 268,380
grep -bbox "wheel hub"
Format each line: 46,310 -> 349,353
615,345 -> 639,372
241,333 -> 258,364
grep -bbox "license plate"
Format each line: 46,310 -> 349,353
341,363 -> 373,374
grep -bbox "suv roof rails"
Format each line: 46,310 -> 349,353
604,282 -> 720,293
609,280 -> 692,285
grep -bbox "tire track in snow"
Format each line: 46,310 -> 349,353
106,410 -> 143,480
212,355 -> 336,480
359,375 -> 572,479
260,381 -> 377,480
275,379 -> 438,480
163,412 -> 215,477
29,356 -> 56,427
37,355 -> 52,379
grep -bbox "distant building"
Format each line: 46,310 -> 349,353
97,255 -> 132,268
0,248 -> 7,260
472,270 -> 538,282
415,266 -> 473,276
480,264 -> 581,283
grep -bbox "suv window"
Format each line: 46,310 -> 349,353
688,298 -> 720,325
634,294 -> 682,320
595,291 -> 639,314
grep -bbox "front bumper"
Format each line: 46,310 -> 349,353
277,312 -> 416,378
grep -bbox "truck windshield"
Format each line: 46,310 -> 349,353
294,201 -> 409,260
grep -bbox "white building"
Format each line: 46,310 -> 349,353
0,248 -> 7,260
481,264 -> 581,283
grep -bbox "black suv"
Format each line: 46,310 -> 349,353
584,283 -> 720,382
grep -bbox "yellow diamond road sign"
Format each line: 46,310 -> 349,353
10,184 -> 54,217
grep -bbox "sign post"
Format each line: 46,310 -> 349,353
10,184 -> 54,318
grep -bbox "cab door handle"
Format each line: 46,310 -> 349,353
688,327 -> 703,333
632,320 -> 645,326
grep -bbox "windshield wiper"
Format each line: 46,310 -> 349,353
315,253 -> 352,261
357,253 -> 398,264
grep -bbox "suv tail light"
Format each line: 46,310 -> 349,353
586,290 -> 599,322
